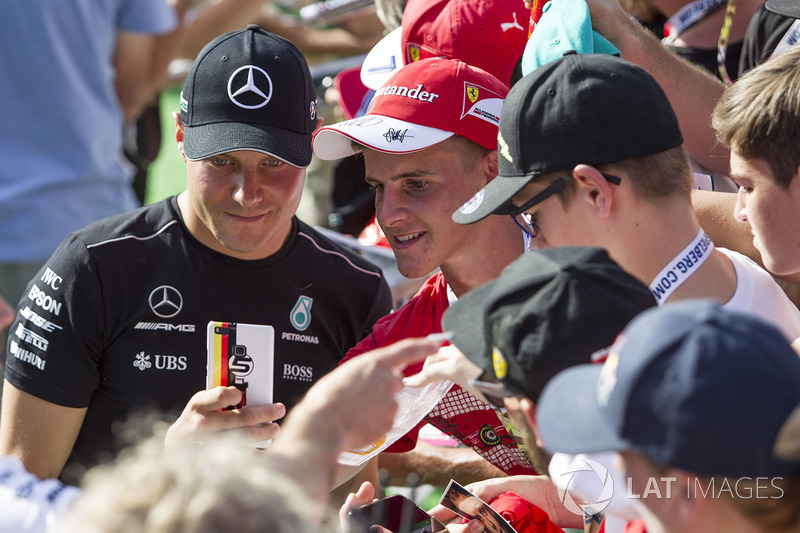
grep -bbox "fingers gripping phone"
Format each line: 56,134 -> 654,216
348,494 -> 446,533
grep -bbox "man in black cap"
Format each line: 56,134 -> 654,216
453,52 -> 800,342
0,26 -> 392,484
400,246 -> 656,531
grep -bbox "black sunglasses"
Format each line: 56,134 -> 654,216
509,173 -> 621,218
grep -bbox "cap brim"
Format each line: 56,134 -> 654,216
452,174 -> 534,225
360,27 -> 404,91
536,364 -> 629,455
442,281 -> 496,372
183,122 -> 312,167
313,116 -> 453,160
765,0 -> 800,17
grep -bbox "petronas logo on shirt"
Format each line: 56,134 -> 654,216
290,296 -> 313,331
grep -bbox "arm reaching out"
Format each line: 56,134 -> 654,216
269,336 -> 444,504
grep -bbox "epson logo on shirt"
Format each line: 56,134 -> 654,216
282,364 -> 313,382
27,284 -> 62,317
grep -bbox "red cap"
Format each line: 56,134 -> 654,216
314,58 -> 508,160
360,0 -> 528,90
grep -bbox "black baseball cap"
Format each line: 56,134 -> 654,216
180,25 -> 318,167
453,52 -> 683,225
442,246 -> 656,401
537,300 -> 800,478
765,0 -> 800,17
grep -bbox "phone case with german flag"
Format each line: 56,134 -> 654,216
206,321 -> 275,410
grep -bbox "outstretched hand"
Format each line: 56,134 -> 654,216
402,345 -> 484,397
282,336 -> 445,453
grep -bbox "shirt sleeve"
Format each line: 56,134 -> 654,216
4,235 -> 106,408
118,0 -> 177,34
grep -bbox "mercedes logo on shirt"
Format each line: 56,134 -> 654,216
227,65 -> 273,109
148,286 -> 183,318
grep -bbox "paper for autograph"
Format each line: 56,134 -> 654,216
338,379 -> 454,466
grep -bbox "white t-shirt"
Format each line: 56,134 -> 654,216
720,247 -> 800,343
0,456 -> 81,533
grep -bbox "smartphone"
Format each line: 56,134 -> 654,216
348,494 -> 446,533
206,321 -> 275,410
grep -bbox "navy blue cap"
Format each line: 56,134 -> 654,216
180,25 -> 318,167
537,300 -> 800,478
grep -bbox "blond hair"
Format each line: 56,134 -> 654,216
61,433 -> 331,533
712,46 -> 800,188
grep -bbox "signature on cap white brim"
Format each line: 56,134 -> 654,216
313,114 -> 453,160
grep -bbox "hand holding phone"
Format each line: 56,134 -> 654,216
348,494 -> 446,533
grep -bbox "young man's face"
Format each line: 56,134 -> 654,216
731,150 -> 800,276
182,149 -> 305,260
363,140 -> 492,279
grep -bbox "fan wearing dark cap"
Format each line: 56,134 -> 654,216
536,300 -> 800,533
453,52 -> 800,343
403,246 -> 656,531
0,26 -> 392,485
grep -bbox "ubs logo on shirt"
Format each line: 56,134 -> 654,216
133,351 -> 187,371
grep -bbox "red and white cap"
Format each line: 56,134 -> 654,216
313,58 -> 508,160
360,0 -> 529,90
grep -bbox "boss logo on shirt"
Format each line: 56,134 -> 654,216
282,363 -> 313,382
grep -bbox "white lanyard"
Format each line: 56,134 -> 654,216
649,229 -> 714,305
771,19 -> 800,59
662,0 -> 728,43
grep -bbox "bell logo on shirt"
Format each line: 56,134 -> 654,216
290,296 -> 313,331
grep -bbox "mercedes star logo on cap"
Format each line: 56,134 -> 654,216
227,65 -> 273,109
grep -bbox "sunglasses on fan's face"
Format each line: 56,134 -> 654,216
509,173 -> 622,239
